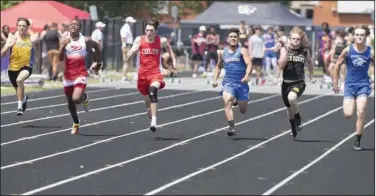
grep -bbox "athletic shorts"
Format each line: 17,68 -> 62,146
344,83 -> 371,99
252,58 -> 263,66
265,51 -> 277,58
137,74 -> 165,96
281,80 -> 306,107
8,66 -> 33,88
220,82 -> 250,101
63,76 -> 88,96
191,54 -> 203,61
206,51 -> 218,61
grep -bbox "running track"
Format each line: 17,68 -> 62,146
1,83 -> 375,195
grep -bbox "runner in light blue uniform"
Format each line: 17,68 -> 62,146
333,25 -> 374,151
212,28 -> 252,136
220,46 -> 249,101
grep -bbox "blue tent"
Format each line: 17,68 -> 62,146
181,2 -> 312,26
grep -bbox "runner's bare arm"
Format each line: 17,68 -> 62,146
213,50 -> 223,82
306,50 -> 315,78
58,37 -> 70,61
371,48 -> 374,66
1,34 -> 16,57
278,46 -> 288,69
161,37 -> 177,68
125,36 -> 141,62
241,47 -> 253,78
332,46 -> 349,85
370,49 -> 374,81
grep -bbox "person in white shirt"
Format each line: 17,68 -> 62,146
90,21 -> 106,76
120,16 -> 136,81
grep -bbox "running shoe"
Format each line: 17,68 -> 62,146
227,126 -> 237,136
150,124 -> 157,132
353,140 -> 362,151
16,108 -> 23,116
22,96 -> 28,112
83,93 -> 89,112
71,122 -> 80,135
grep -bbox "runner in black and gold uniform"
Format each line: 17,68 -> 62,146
1,17 -> 37,116
278,27 -> 315,139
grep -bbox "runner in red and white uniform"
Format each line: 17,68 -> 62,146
126,19 -> 177,132
59,19 -> 101,135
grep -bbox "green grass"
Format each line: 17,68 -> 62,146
1,77 -> 104,96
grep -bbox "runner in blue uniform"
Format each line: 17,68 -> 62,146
212,28 -> 252,136
333,25 -> 374,151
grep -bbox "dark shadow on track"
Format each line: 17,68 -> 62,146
22,125 -> 62,129
293,139 -> 334,143
231,137 -> 268,141
153,137 -> 182,141
358,148 -> 374,151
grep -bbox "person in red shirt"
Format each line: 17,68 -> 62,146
59,19 -> 101,135
204,26 -> 220,77
126,19 -> 177,132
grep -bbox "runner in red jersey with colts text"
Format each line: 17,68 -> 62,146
126,19 -> 177,132
59,19 -> 102,135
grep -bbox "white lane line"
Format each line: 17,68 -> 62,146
1,88 -> 116,105
1,95 -> 278,169
143,105 -> 342,195
261,119 -> 375,196
1,88 -> 212,128
20,94 -> 328,195
1,92 -> 140,115
1,94 -> 278,146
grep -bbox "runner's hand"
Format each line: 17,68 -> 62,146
5,34 -> 17,48
212,80 -> 218,88
241,75 -> 250,83
332,83 -> 340,94
170,67 -> 179,75
61,38 -> 71,47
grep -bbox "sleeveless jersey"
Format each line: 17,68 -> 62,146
345,44 -> 372,84
9,34 -> 34,71
138,35 -> 162,76
222,46 -> 246,84
283,47 -> 307,81
333,39 -> 346,60
64,34 -> 88,80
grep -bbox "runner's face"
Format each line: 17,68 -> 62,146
290,33 -> 302,47
17,21 -> 28,34
145,25 -> 156,38
70,20 -> 80,33
227,32 -> 239,46
353,29 -> 366,44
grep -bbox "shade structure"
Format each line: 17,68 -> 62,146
1,1 -> 91,33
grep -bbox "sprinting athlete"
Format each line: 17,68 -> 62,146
1,17 -> 37,116
212,28 -> 252,136
278,27 -> 315,139
126,19 -> 177,132
329,29 -> 347,88
59,19 -> 101,135
333,25 -> 374,151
